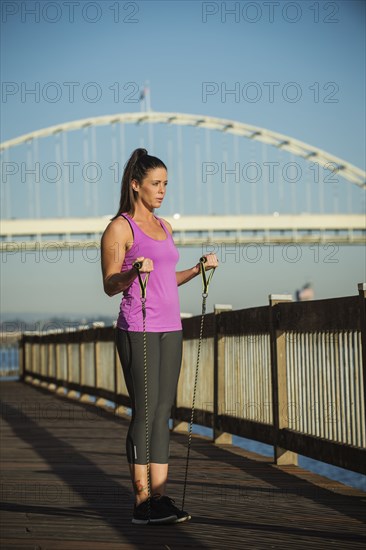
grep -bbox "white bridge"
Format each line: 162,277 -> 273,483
1,111 -> 365,250
1,214 -> 364,249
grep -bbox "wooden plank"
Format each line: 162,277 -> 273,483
22,327 -> 116,345
1,381 -> 365,550
278,429 -> 366,475
182,313 -> 215,340
219,415 -> 275,445
277,296 -> 361,332
217,306 -> 270,335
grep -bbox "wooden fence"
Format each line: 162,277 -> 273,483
18,284 -> 366,475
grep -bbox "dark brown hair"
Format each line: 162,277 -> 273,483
111,148 -> 167,219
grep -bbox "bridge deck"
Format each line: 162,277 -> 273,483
1,381 -> 365,550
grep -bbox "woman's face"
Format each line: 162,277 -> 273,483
133,167 -> 168,210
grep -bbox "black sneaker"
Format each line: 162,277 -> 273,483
132,497 -> 177,525
156,495 -> 192,523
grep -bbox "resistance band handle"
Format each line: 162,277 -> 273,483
132,260 -> 149,299
198,256 -> 215,297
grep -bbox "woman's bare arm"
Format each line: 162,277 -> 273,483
161,218 -> 218,287
101,218 -> 154,297
176,264 -> 201,286
101,218 -> 137,296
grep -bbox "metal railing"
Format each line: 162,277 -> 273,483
18,284 -> 366,475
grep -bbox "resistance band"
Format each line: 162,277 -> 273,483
181,256 -> 215,510
133,256 -> 215,519
132,260 -> 151,518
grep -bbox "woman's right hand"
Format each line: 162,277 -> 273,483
133,257 -> 154,273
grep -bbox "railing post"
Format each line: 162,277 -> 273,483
78,339 -> 83,400
47,342 -> 57,392
39,341 -> 48,389
214,304 -> 233,444
19,334 -> 25,382
94,339 -> 100,405
358,283 -> 366,415
114,340 -> 130,417
269,293 -> 297,465
31,338 -> 41,386
23,337 -> 32,384
67,340 -> 78,400
55,342 -> 65,395
172,329 -> 189,432
79,334 -> 92,403
95,335 -> 109,409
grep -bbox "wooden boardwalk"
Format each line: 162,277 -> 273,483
1,381 -> 365,550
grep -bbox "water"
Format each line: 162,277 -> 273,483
1,346 -> 364,492
0,346 -> 19,378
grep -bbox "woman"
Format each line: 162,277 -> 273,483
101,148 -> 218,525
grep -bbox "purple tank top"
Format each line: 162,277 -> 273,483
117,213 -> 182,332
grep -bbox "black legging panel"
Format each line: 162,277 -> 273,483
116,329 -> 183,464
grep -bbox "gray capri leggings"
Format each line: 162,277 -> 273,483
116,328 -> 183,464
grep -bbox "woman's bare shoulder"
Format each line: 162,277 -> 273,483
102,215 -> 132,243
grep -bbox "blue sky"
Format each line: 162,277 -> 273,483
1,0 -> 365,319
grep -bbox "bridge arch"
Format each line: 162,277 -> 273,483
1,111 -> 365,188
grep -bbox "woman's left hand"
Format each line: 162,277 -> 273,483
200,253 -> 219,270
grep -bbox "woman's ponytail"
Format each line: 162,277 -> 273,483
111,148 -> 166,219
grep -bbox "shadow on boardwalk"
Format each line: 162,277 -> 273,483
1,381 -> 365,549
